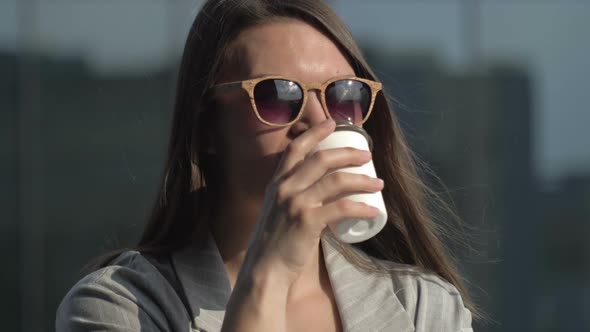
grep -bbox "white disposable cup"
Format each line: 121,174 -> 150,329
312,123 -> 387,243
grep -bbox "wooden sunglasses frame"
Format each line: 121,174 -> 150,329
209,76 -> 383,127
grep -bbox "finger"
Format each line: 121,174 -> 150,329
295,171 -> 383,206
302,199 -> 380,232
273,119 -> 335,179
280,148 -> 372,196
281,172 -> 382,224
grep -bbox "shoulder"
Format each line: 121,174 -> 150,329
374,258 -> 474,331
56,251 -> 191,331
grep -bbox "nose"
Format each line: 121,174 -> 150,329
298,90 -> 328,127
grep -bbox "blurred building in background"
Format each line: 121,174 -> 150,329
2,1 -> 589,331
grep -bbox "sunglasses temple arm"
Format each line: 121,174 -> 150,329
209,81 -> 242,98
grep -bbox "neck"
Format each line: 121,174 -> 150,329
210,191 -> 261,281
209,186 -> 325,301
208,155 -> 271,271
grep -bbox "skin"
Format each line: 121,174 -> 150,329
209,19 -> 384,331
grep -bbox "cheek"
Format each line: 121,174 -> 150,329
244,107 -> 267,130
224,100 -> 269,135
218,100 -> 288,158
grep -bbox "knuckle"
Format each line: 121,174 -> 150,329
275,182 -> 290,205
313,150 -> 330,165
336,199 -> 354,214
299,209 -> 315,227
285,195 -> 304,219
285,198 -> 300,220
331,172 -> 347,186
291,194 -> 305,209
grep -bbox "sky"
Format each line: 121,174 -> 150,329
1,0 -> 589,183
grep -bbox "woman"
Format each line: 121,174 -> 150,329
57,0 -> 478,331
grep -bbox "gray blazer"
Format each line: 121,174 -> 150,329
56,230 -> 473,331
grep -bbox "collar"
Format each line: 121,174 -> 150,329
172,230 -> 414,332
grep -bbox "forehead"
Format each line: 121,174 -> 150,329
231,19 -> 355,82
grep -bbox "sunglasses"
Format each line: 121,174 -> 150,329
208,76 -> 383,127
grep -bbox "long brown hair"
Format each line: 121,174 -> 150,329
92,0 -> 481,320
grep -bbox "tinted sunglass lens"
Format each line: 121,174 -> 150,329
325,80 -> 371,124
254,79 -> 303,124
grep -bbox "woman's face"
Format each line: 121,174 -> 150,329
212,19 -> 355,190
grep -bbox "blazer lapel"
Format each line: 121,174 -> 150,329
172,229 -> 414,332
172,230 -> 231,332
320,234 -> 415,332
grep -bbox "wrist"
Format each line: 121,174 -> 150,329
235,261 -> 292,298
224,264 -> 290,331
